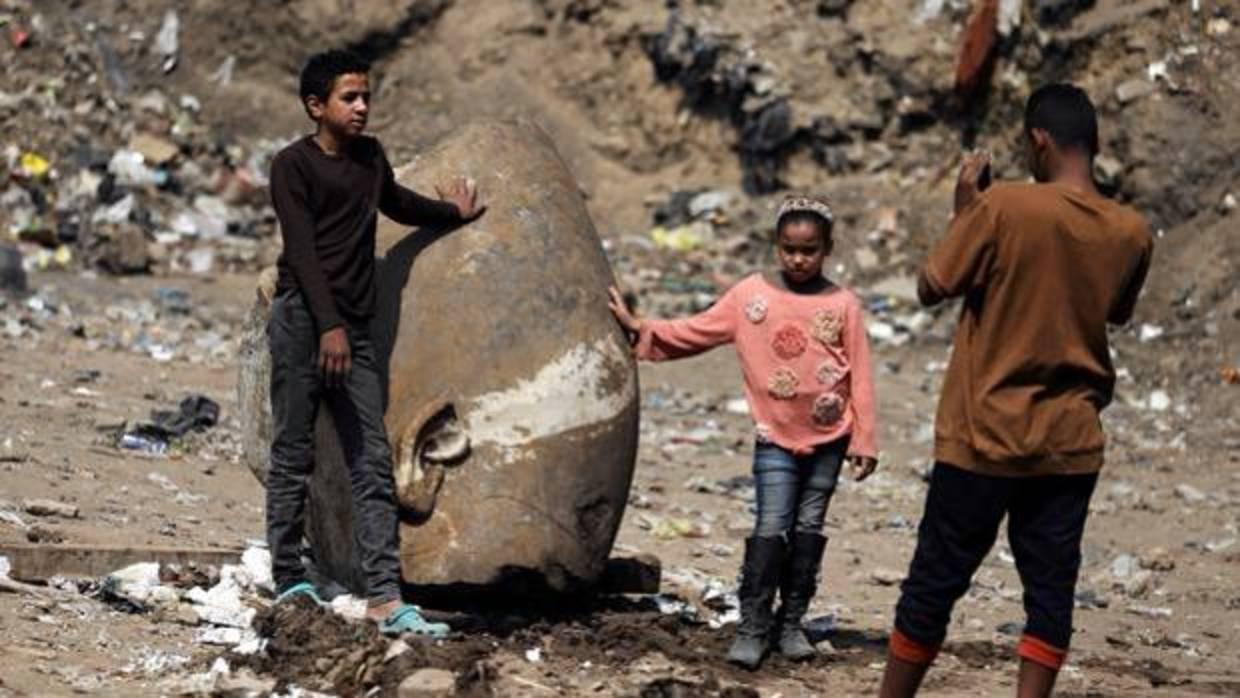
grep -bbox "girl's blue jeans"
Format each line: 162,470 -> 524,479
752,437 -> 848,538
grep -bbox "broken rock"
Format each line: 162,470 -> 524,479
870,568 -> 903,586
398,668 -> 457,698
1116,78 -> 1157,104
22,499 -> 80,519
101,225 -> 150,274
1140,547 -> 1175,572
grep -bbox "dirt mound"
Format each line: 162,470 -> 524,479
243,597 -> 493,695
638,677 -> 758,698
225,588 -> 908,695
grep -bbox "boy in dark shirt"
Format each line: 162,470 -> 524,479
878,84 -> 1153,697
266,49 -> 481,637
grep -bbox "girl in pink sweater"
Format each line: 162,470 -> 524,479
609,196 -> 879,669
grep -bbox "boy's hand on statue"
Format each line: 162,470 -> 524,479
954,150 -> 991,216
607,286 -> 643,335
436,176 -> 482,220
319,327 -> 352,389
847,455 -> 878,482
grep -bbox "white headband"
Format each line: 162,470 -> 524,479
777,196 -> 834,223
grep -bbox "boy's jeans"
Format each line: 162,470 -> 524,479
752,438 -> 848,538
266,290 -> 402,604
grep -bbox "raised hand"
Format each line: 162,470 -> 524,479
435,176 -> 483,220
607,286 -> 643,335
954,150 -> 992,216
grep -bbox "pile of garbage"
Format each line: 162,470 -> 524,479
1,3 -> 282,280
638,1 -> 981,193
93,544 -> 436,695
98,545 -> 273,652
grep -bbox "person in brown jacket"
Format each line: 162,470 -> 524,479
878,84 -> 1154,698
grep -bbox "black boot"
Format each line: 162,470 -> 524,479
727,535 -> 786,670
776,531 -> 828,660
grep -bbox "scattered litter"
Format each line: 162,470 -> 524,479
118,436 -> 168,458
109,150 -> 165,188
100,562 -> 164,609
153,10 -> 180,73
0,510 -> 29,531
241,546 -> 274,593
119,394 -> 221,454
329,594 -> 368,621
653,593 -> 698,621
209,55 -> 236,86
122,648 -> 190,676
0,245 -> 27,294
194,626 -> 247,646
186,576 -> 256,628
1203,538 -> 1235,553
148,472 -> 179,491
1075,588 -> 1109,610
650,222 -> 711,253
1173,484 -> 1206,504
1147,60 -> 1170,83
803,614 -> 836,637
18,152 -> 50,179
1110,553 -> 1140,580
1126,605 -> 1173,619
651,517 -> 712,540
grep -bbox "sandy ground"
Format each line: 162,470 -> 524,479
2,268 -> 1238,697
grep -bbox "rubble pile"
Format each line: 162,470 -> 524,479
0,2 -> 282,281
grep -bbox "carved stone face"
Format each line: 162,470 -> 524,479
379,125 -> 640,592
239,121 -> 640,596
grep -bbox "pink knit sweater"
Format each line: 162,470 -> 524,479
636,274 -> 878,458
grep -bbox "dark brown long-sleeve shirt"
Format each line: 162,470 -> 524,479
270,135 -> 461,332
920,181 -> 1153,477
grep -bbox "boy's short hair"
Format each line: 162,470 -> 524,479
299,50 -> 370,105
1024,83 -> 1099,156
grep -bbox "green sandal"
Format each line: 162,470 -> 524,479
275,581 -> 326,606
379,604 -> 450,638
